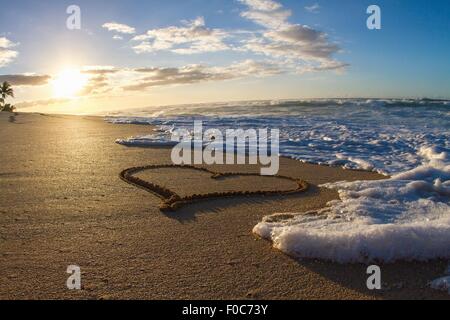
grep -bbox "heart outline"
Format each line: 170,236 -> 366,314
120,164 -> 308,211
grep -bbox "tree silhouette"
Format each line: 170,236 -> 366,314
0,81 -> 15,112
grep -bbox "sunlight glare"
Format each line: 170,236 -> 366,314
52,69 -> 88,98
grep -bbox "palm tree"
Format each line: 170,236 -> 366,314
2,103 -> 15,112
0,81 -> 15,112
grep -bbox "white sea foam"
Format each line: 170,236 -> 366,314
108,98 -> 449,175
254,146 -> 450,263
430,263 -> 450,293
116,134 -> 178,147
108,99 -> 450,263
430,277 -> 450,293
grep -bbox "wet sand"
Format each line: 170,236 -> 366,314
0,112 -> 448,300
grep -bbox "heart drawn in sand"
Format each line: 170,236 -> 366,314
120,165 -> 308,211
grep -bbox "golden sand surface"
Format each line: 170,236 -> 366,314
0,112 -> 448,300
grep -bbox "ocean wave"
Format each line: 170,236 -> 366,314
108,98 -> 449,175
254,146 -> 450,263
106,98 -> 450,118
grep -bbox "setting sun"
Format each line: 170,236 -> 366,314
52,69 -> 88,98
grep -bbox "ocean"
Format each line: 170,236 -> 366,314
107,98 -> 450,263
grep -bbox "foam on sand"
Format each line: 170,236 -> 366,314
430,263 -> 450,293
116,134 -> 178,147
253,146 -> 450,263
430,277 -> 450,293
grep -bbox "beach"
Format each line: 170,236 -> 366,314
0,112 -> 449,300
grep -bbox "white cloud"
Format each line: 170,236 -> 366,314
0,74 -> 50,86
238,0 -> 347,73
0,37 -> 19,68
297,60 -> 350,74
238,0 -> 291,29
239,0 -> 283,12
122,60 -> 283,91
113,35 -> 123,40
223,59 -> 284,77
105,0 -> 347,76
81,66 -> 119,74
0,49 -> 18,68
102,22 -> 136,34
261,25 -> 341,60
132,17 -> 229,54
241,9 -> 291,29
0,37 -> 18,49
305,3 -> 320,14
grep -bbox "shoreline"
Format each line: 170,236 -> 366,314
0,112 -> 448,300
15,111 -> 397,178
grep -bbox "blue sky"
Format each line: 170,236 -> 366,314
0,0 -> 449,113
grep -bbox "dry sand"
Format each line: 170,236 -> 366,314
0,112 -> 448,300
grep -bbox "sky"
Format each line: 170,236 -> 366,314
0,0 -> 449,114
